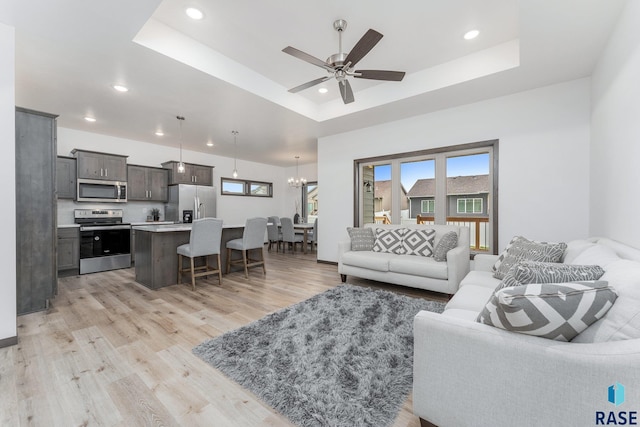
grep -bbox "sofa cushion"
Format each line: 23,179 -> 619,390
459,270 -> 501,290
347,227 -> 375,251
388,255 -> 448,279
373,228 -> 407,254
492,236 -> 567,280
572,259 -> 640,343
402,228 -> 435,257
433,231 -> 458,262
340,251 -> 395,272
495,261 -> 605,291
446,283 -> 496,312
477,281 -> 618,342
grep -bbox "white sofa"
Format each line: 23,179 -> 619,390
338,223 -> 470,295
413,237 -> 640,427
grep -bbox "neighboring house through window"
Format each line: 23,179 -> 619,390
457,198 -> 483,214
421,199 -> 435,213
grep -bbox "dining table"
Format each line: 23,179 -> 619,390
293,222 -> 315,254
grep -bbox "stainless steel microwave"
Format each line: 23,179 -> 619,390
76,179 -> 127,203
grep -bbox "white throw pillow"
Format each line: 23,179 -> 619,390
562,239 -> 596,264
570,244 -> 620,268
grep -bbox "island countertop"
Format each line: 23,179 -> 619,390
133,222 -> 246,289
133,223 -> 245,233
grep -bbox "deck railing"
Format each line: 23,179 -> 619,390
415,215 -> 489,252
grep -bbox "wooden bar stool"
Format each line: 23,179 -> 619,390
177,218 -> 223,290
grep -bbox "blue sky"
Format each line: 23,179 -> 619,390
374,153 -> 490,190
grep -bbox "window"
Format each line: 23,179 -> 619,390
421,199 -> 435,213
457,198 -> 483,213
355,140 -> 497,254
221,178 -> 273,197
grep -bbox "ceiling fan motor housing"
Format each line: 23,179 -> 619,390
327,52 -> 347,69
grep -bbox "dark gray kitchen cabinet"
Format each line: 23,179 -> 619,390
56,156 -> 76,199
127,165 -> 169,201
72,149 -> 128,181
162,161 -> 213,186
57,227 -> 79,275
16,107 -> 58,315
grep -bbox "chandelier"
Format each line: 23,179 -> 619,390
288,156 -> 307,188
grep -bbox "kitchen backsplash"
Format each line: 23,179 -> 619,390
57,199 -> 167,225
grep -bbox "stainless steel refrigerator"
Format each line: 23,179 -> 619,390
165,184 -> 217,223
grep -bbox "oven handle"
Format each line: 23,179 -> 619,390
80,225 -> 131,232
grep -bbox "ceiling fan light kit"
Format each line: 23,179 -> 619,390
283,19 -> 405,104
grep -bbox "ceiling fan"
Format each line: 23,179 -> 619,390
282,19 -> 406,104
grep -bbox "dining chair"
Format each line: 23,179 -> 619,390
267,216 -> 282,252
280,217 -> 303,253
307,217 -> 318,251
177,218 -> 223,290
226,217 -> 268,278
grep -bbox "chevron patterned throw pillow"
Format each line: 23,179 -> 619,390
477,281 -> 618,341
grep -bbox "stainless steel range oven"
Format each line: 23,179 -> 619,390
75,209 -> 131,274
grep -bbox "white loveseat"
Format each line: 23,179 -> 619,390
413,237 -> 640,427
338,223 -> 470,295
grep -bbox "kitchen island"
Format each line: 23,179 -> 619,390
133,223 -> 245,289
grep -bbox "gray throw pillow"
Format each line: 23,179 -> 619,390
495,261 -> 605,291
492,236 -> 567,280
477,281 -> 618,341
433,231 -> 458,262
373,228 -> 407,254
402,229 -> 435,257
347,227 -> 374,251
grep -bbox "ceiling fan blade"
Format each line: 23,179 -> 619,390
288,76 -> 332,93
354,70 -> 406,81
282,46 -> 334,72
339,80 -> 354,104
344,29 -> 383,68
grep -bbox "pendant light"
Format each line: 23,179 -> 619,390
176,115 -> 186,174
288,156 -> 307,188
232,130 -> 239,178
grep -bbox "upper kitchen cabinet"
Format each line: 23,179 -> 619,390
72,149 -> 128,181
16,107 -> 58,315
127,165 -> 169,201
56,156 -> 76,199
162,161 -> 213,186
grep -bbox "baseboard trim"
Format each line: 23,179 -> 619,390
0,335 -> 18,348
317,259 -> 337,266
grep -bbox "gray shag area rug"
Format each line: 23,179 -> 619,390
192,284 -> 445,427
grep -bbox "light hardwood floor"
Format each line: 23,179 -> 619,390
1,248 -> 447,427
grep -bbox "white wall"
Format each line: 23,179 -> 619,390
318,79 -> 592,262
58,128 -> 292,224
0,23 -> 16,342
590,0 -> 640,248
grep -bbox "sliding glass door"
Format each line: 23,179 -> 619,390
356,141 -> 497,254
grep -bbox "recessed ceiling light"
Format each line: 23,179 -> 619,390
112,84 -> 128,92
186,7 -> 204,20
84,116 -> 96,122
464,30 -> 479,40
206,141 -> 214,147
155,131 -> 164,136
318,87 -> 328,94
